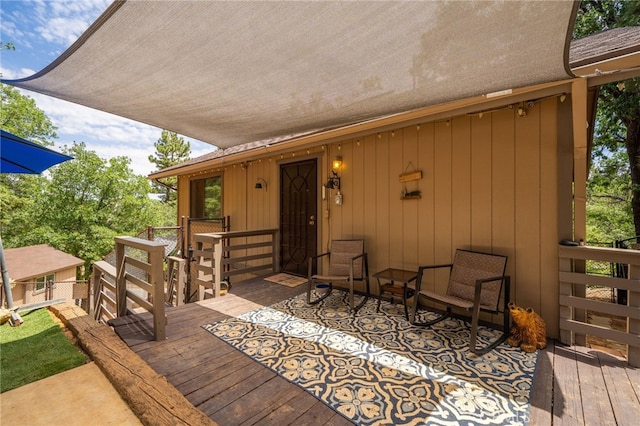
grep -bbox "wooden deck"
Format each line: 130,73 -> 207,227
110,277 -> 640,426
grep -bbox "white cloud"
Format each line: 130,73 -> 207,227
32,0 -> 112,47
28,92 -> 215,176
0,67 -> 37,80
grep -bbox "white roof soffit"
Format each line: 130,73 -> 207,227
3,0 -> 578,149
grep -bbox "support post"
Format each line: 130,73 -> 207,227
628,263 -> 640,367
150,244 -> 166,340
214,237 -> 223,297
115,239 -> 127,317
558,254 -> 573,345
571,78 -> 589,346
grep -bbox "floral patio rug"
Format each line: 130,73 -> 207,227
202,293 -> 537,425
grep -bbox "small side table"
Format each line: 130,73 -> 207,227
373,268 -> 417,320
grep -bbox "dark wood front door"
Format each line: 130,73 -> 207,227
280,159 -> 318,276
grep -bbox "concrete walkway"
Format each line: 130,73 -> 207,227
0,362 -> 141,425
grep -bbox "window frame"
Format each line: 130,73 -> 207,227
189,173 -> 223,219
33,273 -> 55,295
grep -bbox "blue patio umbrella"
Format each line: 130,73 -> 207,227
1,129 -> 73,323
1,129 -> 73,174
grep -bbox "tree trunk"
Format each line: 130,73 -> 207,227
626,119 -> 640,237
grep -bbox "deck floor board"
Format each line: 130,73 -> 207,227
110,276 -> 639,425
529,342 -> 554,424
196,364 -> 276,417
553,345 -> 585,426
248,388 -> 331,426
218,375 -> 306,426
598,351 -> 640,425
569,346 -> 616,426
181,351 -> 258,403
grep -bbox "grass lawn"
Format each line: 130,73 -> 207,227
0,308 -> 88,393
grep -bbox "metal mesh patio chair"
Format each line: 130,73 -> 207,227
307,239 -> 370,312
410,249 -> 511,354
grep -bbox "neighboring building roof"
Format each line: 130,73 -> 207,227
3,1 -> 576,151
2,244 -> 84,282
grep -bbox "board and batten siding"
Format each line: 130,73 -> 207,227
179,96 -> 569,337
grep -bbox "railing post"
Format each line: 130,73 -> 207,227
272,229 -> 280,273
180,216 -> 187,257
90,266 -> 100,318
214,237 -> 223,297
175,258 -> 186,305
150,244 -> 166,341
574,259 -> 587,347
166,256 -> 186,306
628,263 -> 640,366
115,239 -> 127,317
558,253 -> 573,345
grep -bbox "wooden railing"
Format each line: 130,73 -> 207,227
192,228 -> 279,300
91,237 -> 168,340
559,245 -> 640,367
166,255 -> 187,306
92,260 -> 117,322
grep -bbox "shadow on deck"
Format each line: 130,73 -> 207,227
109,276 -> 640,426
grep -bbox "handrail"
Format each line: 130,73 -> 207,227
115,237 -> 166,340
91,237 -> 167,340
192,228 -> 279,300
558,245 -> 640,367
92,260 -> 117,322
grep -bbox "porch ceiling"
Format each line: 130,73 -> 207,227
2,1 -> 577,150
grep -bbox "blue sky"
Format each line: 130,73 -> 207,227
0,0 -> 213,176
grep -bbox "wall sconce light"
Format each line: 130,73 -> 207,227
255,177 -> 267,190
332,156 -> 342,170
516,104 -> 527,118
325,170 -> 341,190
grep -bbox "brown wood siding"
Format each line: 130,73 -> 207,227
330,100 -> 559,334
433,121 -> 454,293
374,133 -> 391,281
515,103 -> 541,311
178,97 -> 564,336
540,99 -> 560,336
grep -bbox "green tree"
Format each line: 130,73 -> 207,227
574,1 -> 640,239
0,82 -> 58,251
5,143 -> 170,277
1,77 -> 173,277
1,84 -> 57,145
586,149 -> 635,244
148,130 -> 190,203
